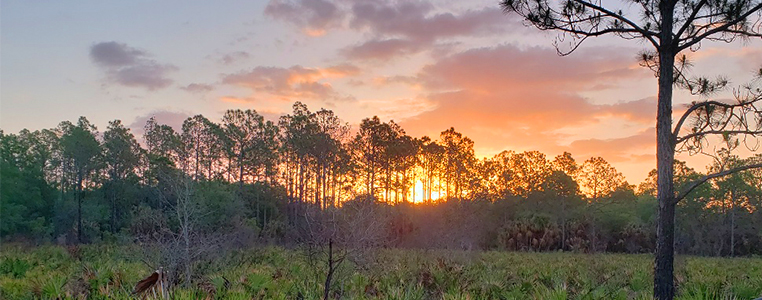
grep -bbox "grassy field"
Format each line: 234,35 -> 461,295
1,244 -> 761,300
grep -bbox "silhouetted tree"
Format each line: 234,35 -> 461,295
577,157 -> 626,201
59,117 -> 102,243
439,128 -> 476,199
102,120 -> 141,233
222,109 -> 279,187
418,136 -> 445,202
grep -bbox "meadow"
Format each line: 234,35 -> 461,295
1,244 -> 760,300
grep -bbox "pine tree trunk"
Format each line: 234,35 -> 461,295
77,172 -> 83,244
111,183 -> 116,234
653,26 -> 677,299
730,190 -> 735,257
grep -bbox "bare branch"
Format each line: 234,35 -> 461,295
674,162 -> 762,203
500,0 -> 660,51
571,0 -> 660,46
677,129 -> 762,143
678,2 -> 762,51
673,0 -> 710,46
673,96 -> 762,141
723,28 -> 762,37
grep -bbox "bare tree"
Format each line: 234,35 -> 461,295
293,196 -> 389,299
140,167 -> 226,289
500,0 -> 762,297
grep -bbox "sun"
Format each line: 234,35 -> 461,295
412,179 -> 445,203
413,181 -> 425,203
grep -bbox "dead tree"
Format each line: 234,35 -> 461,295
142,167 -> 225,288
500,0 -> 762,298
294,196 -> 389,299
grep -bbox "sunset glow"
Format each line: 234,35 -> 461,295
2,1 -> 761,184
412,180 -> 446,204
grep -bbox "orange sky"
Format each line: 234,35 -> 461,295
2,0 -> 761,184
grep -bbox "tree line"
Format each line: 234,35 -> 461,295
2,101 -> 761,257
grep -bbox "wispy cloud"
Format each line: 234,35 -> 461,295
221,64 -> 360,102
567,127 -> 655,163
181,83 -> 215,94
219,51 -> 251,65
264,0 -> 344,36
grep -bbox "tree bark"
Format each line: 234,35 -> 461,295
729,188 -> 735,257
110,182 -> 116,234
77,172 -> 83,244
654,14 -> 677,297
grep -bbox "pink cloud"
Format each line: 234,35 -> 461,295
342,38 -> 424,61
265,0 -> 522,61
418,45 -> 646,91
221,64 -> 359,101
399,44 -> 655,166
567,127 -> 655,162
600,97 -> 656,123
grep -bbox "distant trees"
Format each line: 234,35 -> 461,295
0,129 -> 56,239
222,109 -> 279,187
281,103 -> 350,208
1,102 -> 761,270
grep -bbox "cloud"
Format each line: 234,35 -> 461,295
417,44 -> 643,92
219,51 -> 251,65
181,83 -> 215,94
264,0 -> 519,60
90,41 -> 176,90
349,3 -> 506,41
90,41 -> 146,66
342,38 -> 424,61
358,97 -> 436,120
567,127 -> 655,162
221,64 -> 360,101
264,0 -> 344,36
599,97 -> 655,123
129,110 -> 190,138
399,44 -> 652,161
372,75 -> 419,87
342,2 -> 517,60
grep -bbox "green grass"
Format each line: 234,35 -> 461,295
1,244 -> 760,299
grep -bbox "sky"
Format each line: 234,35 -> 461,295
2,0 -> 761,184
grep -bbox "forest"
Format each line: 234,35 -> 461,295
2,101 -> 761,255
